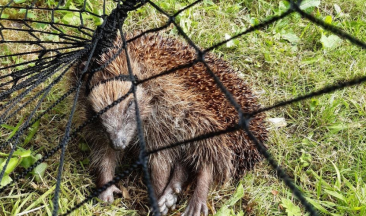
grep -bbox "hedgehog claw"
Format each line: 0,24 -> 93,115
182,200 -> 208,216
158,185 -> 180,214
162,207 -> 169,215
98,185 -> 121,203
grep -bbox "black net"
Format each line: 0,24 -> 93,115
0,0 -> 365,215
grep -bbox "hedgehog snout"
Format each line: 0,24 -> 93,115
109,131 -> 127,151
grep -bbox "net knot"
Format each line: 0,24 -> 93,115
168,16 -> 175,23
196,50 -> 205,62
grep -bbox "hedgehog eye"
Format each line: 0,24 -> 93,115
128,100 -> 134,108
124,100 -> 134,114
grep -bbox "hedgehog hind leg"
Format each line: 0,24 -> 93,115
182,165 -> 212,216
158,163 -> 188,215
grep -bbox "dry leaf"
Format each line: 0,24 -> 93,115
279,204 -> 284,210
268,117 -> 287,128
271,190 -> 279,196
121,186 -> 131,199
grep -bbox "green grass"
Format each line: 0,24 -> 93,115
1,0 -> 366,215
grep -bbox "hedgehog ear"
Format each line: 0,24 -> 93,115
134,86 -> 152,119
71,61 -> 86,84
74,59 -> 97,95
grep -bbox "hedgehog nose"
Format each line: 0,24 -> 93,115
121,139 -> 126,146
110,133 -> 127,151
111,139 -> 126,151
116,138 -> 127,150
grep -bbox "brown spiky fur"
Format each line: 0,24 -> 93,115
72,32 -> 267,215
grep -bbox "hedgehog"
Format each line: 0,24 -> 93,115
72,32 -> 267,216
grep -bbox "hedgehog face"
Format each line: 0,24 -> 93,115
103,95 -> 137,150
88,80 -> 151,151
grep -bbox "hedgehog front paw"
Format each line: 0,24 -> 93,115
182,199 -> 208,216
158,184 -> 181,215
98,185 -> 122,203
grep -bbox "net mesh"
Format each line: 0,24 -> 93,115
0,0 -> 365,215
